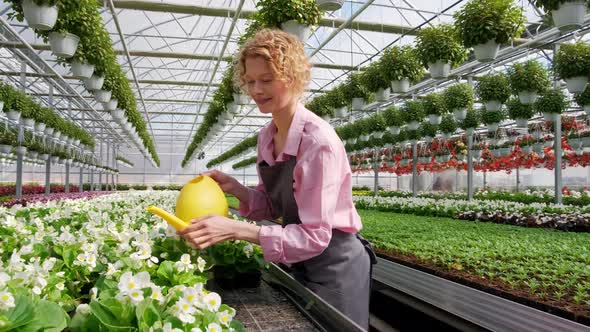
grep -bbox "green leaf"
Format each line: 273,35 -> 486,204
1,292 -> 35,331
19,300 -> 69,332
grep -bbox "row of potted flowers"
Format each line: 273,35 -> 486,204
2,190 -> 110,208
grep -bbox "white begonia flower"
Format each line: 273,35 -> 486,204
172,298 -> 197,324
162,322 -> 183,332
182,286 -> 204,307
75,303 -> 91,315
175,254 -> 194,272
0,272 -> 10,288
91,287 -> 98,300
206,323 -> 223,332
191,328 -> 203,332
243,244 -> 253,258
130,243 -> 152,261
0,290 -> 15,310
197,256 -> 206,272
217,310 -> 233,327
204,292 -> 221,312
150,286 -> 165,304
56,282 -> 65,291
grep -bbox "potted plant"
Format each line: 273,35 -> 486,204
325,84 -> 348,117
369,113 -> 387,138
379,45 -> 424,93
422,92 -> 447,125
481,108 -> 506,132
360,60 -> 390,101
574,84 -> 590,115
415,24 -> 468,79
421,122 -> 438,142
255,0 -> 322,42
356,118 -> 372,141
344,73 -> 371,111
535,89 -> 568,122
0,126 -> 17,154
443,83 -> 474,121
475,73 -> 511,111
506,97 -> 534,127
0,81 -> 12,113
316,0 -> 344,11
554,41 -> 590,93
407,128 -> 422,145
507,60 -> 550,104
402,100 -> 425,130
439,114 -> 458,139
533,0 -> 588,31
453,0 -> 526,62
459,108 -> 480,135
382,106 -> 404,134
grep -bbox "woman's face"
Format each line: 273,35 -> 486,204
244,56 -> 295,114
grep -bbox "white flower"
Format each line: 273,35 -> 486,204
197,256 -> 206,272
56,282 -> 65,291
203,292 -> 221,312
0,272 -> 10,288
117,271 -> 151,301
0,290 -> 15,310
206,323 -> 223,332
243,244 -> 253,258
174,254 -> 194,272
91,287 -> 98,300
172,298 -> 197,323
191,328 -> 203,332
162,322 -> 183,332
75,303 -> 91,315
217,310 -> 233,327
150,286 -> 165,304
182,286 -> 204,307
130,243 -> 152,261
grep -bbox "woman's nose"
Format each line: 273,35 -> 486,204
251,81 -> 264,95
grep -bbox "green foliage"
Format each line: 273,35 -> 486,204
443,83 -> 474,110
343,73 -> 371,100
324,84 -> 348,108
116,155 -> 133,167
401,100 -> 425,124
368,113 -> 387,132
420,122 -> 438,138
356,118 -> 373,135
0,126 -> 17,145
480,109 -> 506,124
475,73 -> 511,103
206,234 -> 267,278
379,45 -> 424,82
554,41 -> 590,79
406,128 -> 422,141
415,24 -> 468,68
422,93 -> 447,115
507,60 -> 551,94
574,85 -> 590,106
382,106 -> 404,127
232,156 -> 257,170
359,60 -> 389,92
255,0 -> 323,27
535,89 -> 569,114
453,0 -> 526,47
532,0 -> 585,11
506,97 -> 535,119
459,108 -> 480,129
439,114 -> 458,134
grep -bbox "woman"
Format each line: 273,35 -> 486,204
179,28 -> 376,330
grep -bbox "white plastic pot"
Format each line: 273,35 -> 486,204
543,112 -> 558,122
6,111 -> 20,122
515,118 -> 528,128
0,101 -> 4,112
487,123 -> 499,132
473,40 -> 500,62
280,20 -> 311,42
484,100 -> 502,111
233,93 -> 249,105
83,75 -> 105,91
552,1 -> 587,32
391,79 -> 410,93
15,146 -> 27,156
388,126 -> 400,135
22,118 -> 35,128
372,131 -> 384,139
44,127 -> 54,136
316,0 -> 344,11
453,108 -> 467,121
48,32 -> 80,58
352,98 -> 365,111
321,114 -> 331,122
584,105 -> 590,115
428,114 -> 442,125
347,138 -> 357,145
564,76 -> 588,94
0,145 -> 11,154
335,106 -> 348,118
50,156 -> 59,164
22,0 -> 58,31
53,131 -> 61,140
34,122 -> 46,133
28,151 -> 38,160
226,102 -> 240,114
518,91 -> 538,105
375,88 -> 390,102
94,90 -> 112,103
407,121 -> 420,130
70,60 -> 95,79
222,112 -> 234,121
569,138 -> 583,150
102,99 -> 118,111
360,134 -> 370,141
465,128 -> 475,136
428,60 -> 451,79
522,146 -> 533,154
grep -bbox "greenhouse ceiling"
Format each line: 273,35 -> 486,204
0,0 -> 574,172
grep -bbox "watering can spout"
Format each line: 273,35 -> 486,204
147,206 -> 189,230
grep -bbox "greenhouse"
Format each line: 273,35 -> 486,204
0,0 -> 589,331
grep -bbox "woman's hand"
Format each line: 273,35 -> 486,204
177,214 -> 261,250
201,170 -> 249,202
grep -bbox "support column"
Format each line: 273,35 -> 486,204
483,171 -> 487,188
106,143 -> 110,191
15,125 -> 24,199
65,162 -> 70,193
467,132 -> 474,200
554,115 -> 562,204
98,143 -> 103,191
373,148 -> 379,197
412,143 -> 418,197
45,158 -> 51,195
79,166 -> 83,192
90,169 -> 94,191
516,167 -> 520,192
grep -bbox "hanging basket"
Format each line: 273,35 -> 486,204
407,121 -> 420,130
34,122 -> 46,133
28,151 -> 39,160
70,60 -> 95,79
226,102 -> 240,114
427,60 -> 451,79
280,20 -> 311,42
316,0 -> 344,11
233,93 -> 249,105
348,138 -> 357,145
360,134 -> 370,141
372,131 -> 384,139
22,118 -> 35,128
453,108 -> 467,121
375,88 -> 390,102
94,90 -> 112,103
0,145 -> 12,154
391,79 -> 410,93
473,40 -> 500,62
522,146 -> 533,154
569,138 -> 583,150
564,76 -> 588,94
84,75 -> 105,91
351,98 -> 366,111
6,110 -> 20,122
552,1 -> 587,32
53,131 -> 62,140
222,112 -> 234,121
517,91 -> 538,105
48,32 -> 80,58
388,126 -> 400,135
44,127 -> 54,136
335,106 -> 348,118
102,99 -> 118,111
428,114 -> 442,125
487,123 -> 499,132
15,146 -> 27,156
484,100 -> 502,111
543,112 -> 558,122
514,118 -> 528,128
22,0 -> 58,31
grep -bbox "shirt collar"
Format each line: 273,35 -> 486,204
282,103 -> 307,157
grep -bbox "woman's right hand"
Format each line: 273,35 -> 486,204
201,169 -> 240,194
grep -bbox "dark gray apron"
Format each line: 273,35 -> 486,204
259,157 -> 377,330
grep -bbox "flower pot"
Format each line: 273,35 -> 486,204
335,106 -> 348,118
280,20 -> 311,42
348,138 -> 357,145
388,126 -> 400,135
226,102 -> 240,114
473,40 -> 500,62
518,91 -> 538,105
582,136 -> 590,147
28,151 -> 38,160
569,138 -> 583,150
48,32 -> 80,58
442,132 -> 452,139
544,140 -> 554,148
34,122 -> 46,133
515,118 -> 528,128
407,121 -> 420,130
564,76 -> 588,94
391,79 -> 410,93
22,0 -> 58,31
372,131 -> 384,139
500,147 -> 511,156
543,112 -> 558,122
124,123 -> 133,132
15,146 -> 27,156
70,60 -> 95,79
22,118 -> 35,128
316,0 -> 344,11
453,108 -> 467,121
522,146 -> 533,154
0,145 -> 11,154
6,111 -> 20,121
360,134 -> 370,141
533,144 -> 544,154
53,131 -> 62,140
321,114 -> 331,122
428,114 -> 442,125
111,109 -> 125,120
487,123 -> 499,132
102,99 -> 118,111
352,97 -> 365,111
222,112 -> 234,122
584,105 -> 590,115
94,90 -> 112,103
465,128 -> 475,136
552,1 -> 587,31
375,88 -> 390,102
233,93 -> 249,105
84,75 -> 105,91
44,127 -> 54,136
484,100 -> 502,111
427,60 -> 451,79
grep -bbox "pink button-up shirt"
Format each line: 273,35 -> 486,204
238,104 -> 362,264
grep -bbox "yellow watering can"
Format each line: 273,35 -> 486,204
147,175 -> 229,230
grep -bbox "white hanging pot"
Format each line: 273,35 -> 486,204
280,20 -> 311,42
28,151 -> 38,160
111,109 -> 125,120
233,93 -> 249,105
226,102 -> 240,114
473,39 -> 500,62
484,100 -> 502,111
6,111 -> 20,121
335,106 -> 348,118
465,128 -> 475,136
21,0 -> 58,31
544,140 -> 553,148
375,88 -> 390,102
569,138 -> 583,150
34,122 -> 46,133
351,98 -> 365,111
48,32 -> 80,58
94,90 -> 112,103
360,134 -> 370,141
487,123 -> 499,132
102,99 -> 118,111
552,1 -> 587,32
316,0 -> 344,11
348,138 -> 357,144
582,136 -> 590,147
428,114 -> 442,125
427,60 -> 451,79
453,108 -> 467,121
543,112 -> 558,122
391,79 -> 410,93
388,126 -> 400,135
50,156 -> 59,164
15,146 -> 27,156
0,101 -> 4,112
53,131 -> 62,140
44,127 -> 54,136
584,105 -> 590,115
407,121 -> 420,130
70,60 -> 95,79
84,74 -> 105,91
222,112 -> 234,121
124,123 -> 133,132
372,131 -> 384,139
0,145 -> 11,154
442,132 -> 453,139
522,146 -> 533,154
564,76 -> 588,94
515,118 -> 529,128
518,91 -> 538,105
22,118 -> 35,128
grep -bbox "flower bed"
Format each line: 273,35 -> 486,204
0,191 -> 255,331
2,191 -> 112,208
0,183 -> 81,197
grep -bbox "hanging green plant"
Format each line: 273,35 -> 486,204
480,109 -> 506,124
574,85 -> 590,107
506,97 -> 535,119
475,73 -> 511,103
532,0 -> 585,12
395,128 -> 409,143
420,122 -> 438,138
422,93 -> 447,115
343,73 -> 371,100
507,60 -> 550,94
356,118 -> 373,135
554,41 -> 590,79
379,45 -> 424,82
415,24 -> 468,68
382,106 -> 404,127
0,126 -> 17,146
407,128 -> 422,141
536,89 -> 569,114
368,113 -> 387,132
459,108 -> 480,129
402,100 -> 425,124
255,0 -> 322,28
324,84 -> 348,109
0,82 -> 17,112
359,60 -> 390,92
443,83 -> 474,110
439,114 -> 458,134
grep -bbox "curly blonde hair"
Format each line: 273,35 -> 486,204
234,29 -> 311,97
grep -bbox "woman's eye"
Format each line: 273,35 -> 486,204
247,81 -> 255,85
263,79 -> 272,83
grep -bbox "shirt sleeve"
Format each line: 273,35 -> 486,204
258,143 -> 338,264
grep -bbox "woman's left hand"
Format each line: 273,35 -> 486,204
177,215 -> 237,250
